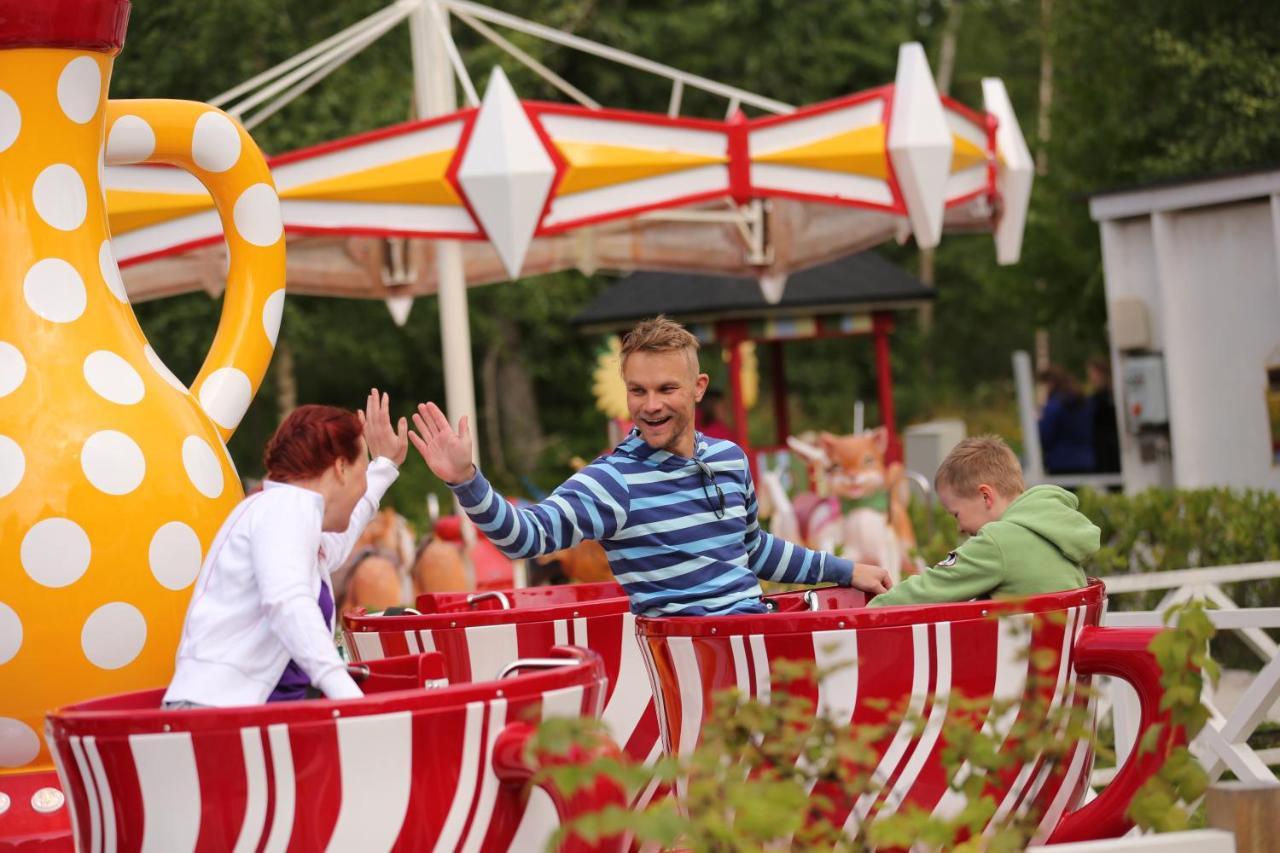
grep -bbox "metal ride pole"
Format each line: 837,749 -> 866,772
409,0 -> 480,584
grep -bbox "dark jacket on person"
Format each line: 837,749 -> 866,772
1039,392 -> 1094,474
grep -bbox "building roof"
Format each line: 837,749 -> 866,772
572,250 -> 934,334
1089,164 -> 1280,222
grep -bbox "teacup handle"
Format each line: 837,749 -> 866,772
1045,625 -> 1182,844
492,720 -> 628,853
105,100 -> 285,442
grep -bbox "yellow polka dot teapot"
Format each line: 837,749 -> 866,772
0,0 -> 284,774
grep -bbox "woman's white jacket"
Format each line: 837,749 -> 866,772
164,457 -> 399,707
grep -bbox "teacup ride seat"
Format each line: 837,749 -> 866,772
343,582 -> 664,809
47,647 -> 626,853
637,579 -> 1178,845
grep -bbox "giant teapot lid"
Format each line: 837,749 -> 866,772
0,0 -> 130,52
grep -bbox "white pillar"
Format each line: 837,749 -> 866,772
410,0 -> 480,572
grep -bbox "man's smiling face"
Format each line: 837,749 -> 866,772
623,348 -> 708,458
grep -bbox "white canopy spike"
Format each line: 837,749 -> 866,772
983,77 -> 1034,265
456,66 -> 557,279
887,42 -> 952,250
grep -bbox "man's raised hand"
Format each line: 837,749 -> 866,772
409,402 -> 476,485
359,388 -> 408,467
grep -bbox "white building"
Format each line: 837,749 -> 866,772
1089,167 -> 1280,493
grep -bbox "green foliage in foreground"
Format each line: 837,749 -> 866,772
529,601 -> 1216,850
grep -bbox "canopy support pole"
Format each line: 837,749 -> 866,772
872,312 -> 902,463
412,0 -> 480,584
771,341 -> 789,443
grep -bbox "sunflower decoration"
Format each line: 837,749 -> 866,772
593,334 -> 759,418
592,335 -> 629,419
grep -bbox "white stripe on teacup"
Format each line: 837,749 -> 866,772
130,730 -> 201,853
350,630 -> 385,662
231,729 -> 267,853
85,737 -> 116,853
465,623 -> 520,682
261,723 -> 295,853
602,612 -> 652,749
985,606 -> 1081,835
845,622 -> 930,836
749,634 -> 771,704
933,612 -> 1033,820
882,622 -> 953,817
70,737 -> 102,853
326,711 -> 413,852
460,698 -> 508,853
433,702 -> 485,853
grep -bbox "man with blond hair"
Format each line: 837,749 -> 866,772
410,316 -> 892,616
868,435 -> 1098,608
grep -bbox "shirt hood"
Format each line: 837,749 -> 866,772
999,484 -> 1101,563
612,428 -> 712,469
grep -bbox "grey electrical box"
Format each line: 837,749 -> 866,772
904,419 -> 967,483
1121,354 -> 1168,433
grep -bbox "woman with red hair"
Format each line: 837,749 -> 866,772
163,390 -> 408,707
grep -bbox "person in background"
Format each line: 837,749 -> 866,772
697,387 -> 735,441
1088,356 -> 1121,473
409,316 -> 892,617
163,390 -> 409,708
1038,365 -> 1095,474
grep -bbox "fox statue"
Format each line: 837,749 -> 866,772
761,427 -> 921,584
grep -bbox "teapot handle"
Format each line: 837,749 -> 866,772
104,100 -> 285,442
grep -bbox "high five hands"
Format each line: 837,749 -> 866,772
408,402 -> 476,485
359,388 -> 409,467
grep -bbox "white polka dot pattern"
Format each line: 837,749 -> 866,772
232,182 -> 283,246
0,434 -> 24,499
81,602 -> 147,670
20,518 -> 91,588
0,718 -> 40,769
182,435 -> 225,499
0,342 -> 24,398
56,56 -> 101,124
22,258 -> 86,323
191,111 -> 242,173
198,367 -> 253,429
262,288 -> 285,346
149,522 -> 203,591
0,89 -> 18,153
106,114 -> 155,163
84,350 -> 145,405
143,344 -> 188,393
0,603 -> 21,666
32,164 -> 88,231
81,429 -> 146,495
99,240 -> 128,302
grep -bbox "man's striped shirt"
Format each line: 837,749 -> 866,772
449,431 -> 853,616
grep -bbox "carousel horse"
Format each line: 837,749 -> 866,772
333,508 -> 419,611
761,427 -> 921,583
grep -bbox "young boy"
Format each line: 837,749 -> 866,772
867,435 -> 1099,608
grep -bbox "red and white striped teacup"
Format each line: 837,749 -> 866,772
47,647 -> 625,852
637,580 -> 1179,845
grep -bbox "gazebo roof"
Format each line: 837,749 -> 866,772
572,250 -> 934,335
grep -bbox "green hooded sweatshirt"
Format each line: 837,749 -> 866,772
867,484 -> 1099,608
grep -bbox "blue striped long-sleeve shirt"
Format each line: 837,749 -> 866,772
449,431 -> 853,616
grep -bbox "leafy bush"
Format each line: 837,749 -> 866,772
911,486 -> 1280,600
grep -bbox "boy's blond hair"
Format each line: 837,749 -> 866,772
935,435 -> 1025,498
620,315 -> 700,373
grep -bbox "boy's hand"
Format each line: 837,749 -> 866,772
409,402 -> 476,485
851,563 -> 892,596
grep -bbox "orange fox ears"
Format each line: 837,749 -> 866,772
870,426 -> 889,454
819,431 -> 838,454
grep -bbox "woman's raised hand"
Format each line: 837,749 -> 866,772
409,402 -> 476,485
360,388 -> 409,467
